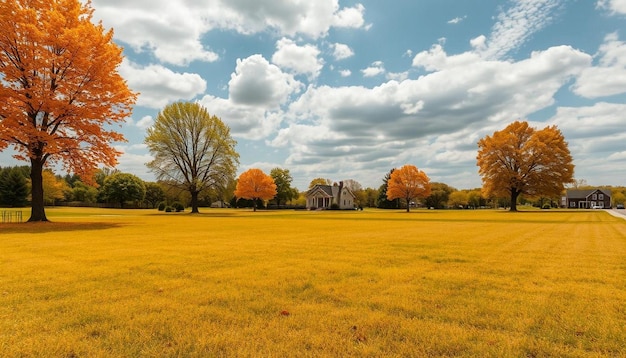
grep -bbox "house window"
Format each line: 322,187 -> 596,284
570,202 -> 576,207
599,194 -> 604,200
592,194 -> 597,200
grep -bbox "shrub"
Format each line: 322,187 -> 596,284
165,206 -> 173,212
173,202 -> 185,212
158,202 -> 166,211
330,203 -> 340,210
542,204 -> 551,209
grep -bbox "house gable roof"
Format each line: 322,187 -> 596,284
306,184 -> 357,199
306,185 -> 334,197
566,189 -> 612,199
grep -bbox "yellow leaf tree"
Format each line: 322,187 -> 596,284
0,0 -> 136,221
234,169 -> 277,211
42,170 -> 69,205
477,121 -> 574,212
386,164 -> 431,212
145,102 -> 239,214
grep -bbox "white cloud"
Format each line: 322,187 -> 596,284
478,0 -> 565,59
387,71 -> 409,82
91,0 -> 366,65
597,0 -> 626,14
331,43 -> 355,60
91,0 -> 218,66
607,151 -> 626,161
547,102 -> 626,185
412,44 -> 452,71
447,16 -> 466,24
548,102 -> 626,139
119,60 -> 207,109
135,116 -> 154,130
197,54 -> 302,140
199,95 -> 283,140
470,35 -> 487,51
573,33 -> 626,98
229,55 -> 302,108
339,69 -> 352,77
113,145 -> 154,181
361,61 -> 385,77
270,44 -> 591,189
271,38 -> 324,79
332,3 -> 367,30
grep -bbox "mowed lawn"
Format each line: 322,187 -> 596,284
1,208 -> 625,357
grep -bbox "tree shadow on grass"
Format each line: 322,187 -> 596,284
0,221 -> 123,234
146,211 -> 240,218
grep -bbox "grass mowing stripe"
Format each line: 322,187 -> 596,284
1,208 -> 625,356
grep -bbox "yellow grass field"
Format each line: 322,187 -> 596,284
1,207 -> 625,357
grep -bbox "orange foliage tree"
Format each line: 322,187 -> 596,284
234,169 -> 277,211
386,164 -> 431,212
477,121 -> 574,212
0,0 -> 136,221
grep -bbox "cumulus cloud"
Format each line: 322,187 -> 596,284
91,0 -> 366,65
136,116 -> 154,130
229,55 -> 302,108
597,0 -> 626,14
198,95 -> 283,140
119,60 -> 207,109
91,0 -> 218,65
548,102 -> 626,139
332,3 -> 367,30
361,61 -> 386,77
271,38 -> 324,79
113,144 -> 154,181
573,33 -> 626,98
212,0 -> 367,38
331,43 -> 355,60
197,54 -> 302,140
547,102 -> 626,184
269,44 -> 591,188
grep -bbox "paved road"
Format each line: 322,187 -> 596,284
605,209 -> 626,220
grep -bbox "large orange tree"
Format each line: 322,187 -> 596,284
0,0 -> 136,221
386,164 -> 431,212
234,169 -> 277,211
477,121 -> 574,211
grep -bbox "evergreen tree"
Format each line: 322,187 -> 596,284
0,167 -> 29,207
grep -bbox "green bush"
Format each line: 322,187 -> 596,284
158,202 -> 166,211
173,202 -> 185,212
165,206 -> 173,212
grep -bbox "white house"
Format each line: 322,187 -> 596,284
306,182 -> 356,210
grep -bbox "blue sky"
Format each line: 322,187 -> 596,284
4,0 -> 626,191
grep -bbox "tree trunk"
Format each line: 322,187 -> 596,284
28,158 -> 48,222
510,189 -> 520,212
406,197 -> 411,212
190,190 -> 199,213
253,199 -> 257,212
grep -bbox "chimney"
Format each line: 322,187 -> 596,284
337,181 -> 343,208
